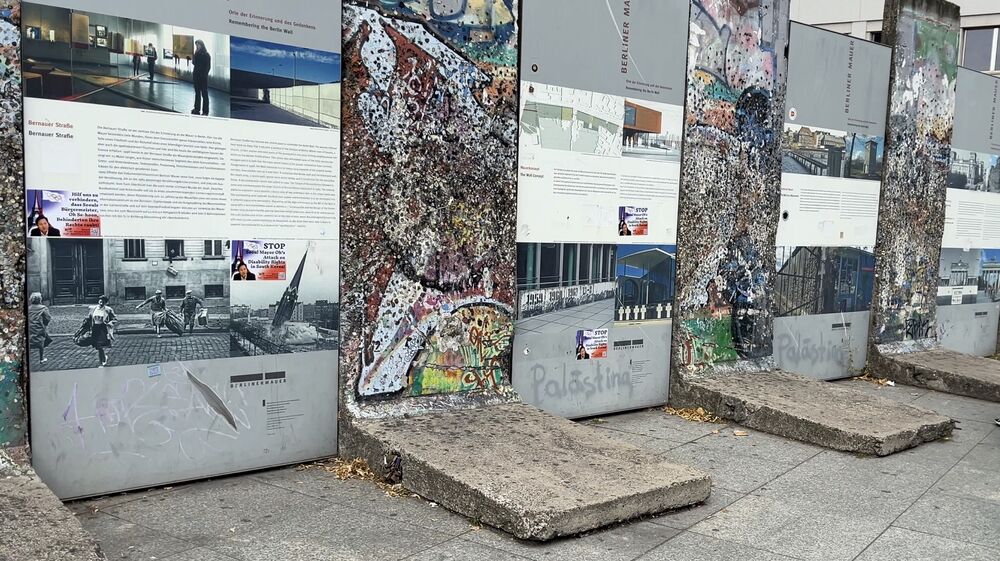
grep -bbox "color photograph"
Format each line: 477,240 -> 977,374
774,246 -> 875,316
520,82 -> 623,157
615,245 -> 676,323
21,2 -> 230,117
783,123 -> 884,180
948,149 -> 1000,192
229,37 -> 341,128
622,99 -> 682,162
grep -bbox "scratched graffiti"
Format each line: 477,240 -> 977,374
0,2 -> 25,448
56,364 -> 250,461
340,1 -> 519,411
870,0 -> 960,346
672,0 -> 790,368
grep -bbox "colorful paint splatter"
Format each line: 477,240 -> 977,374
340,1 -> 518,410
870,0 -> 959,346
673,0 -> 790,366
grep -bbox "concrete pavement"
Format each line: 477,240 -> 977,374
67,379 -> 999,561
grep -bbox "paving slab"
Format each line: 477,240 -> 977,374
854,527 -> 1000,561
669,370 -> 954,456
339,403 -> 712,541
872,347 -> 1000,402
0,449 -> 104,561
638,531 -> 800,561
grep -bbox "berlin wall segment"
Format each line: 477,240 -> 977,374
667,0 -> 953,454
0,0 -> 27,451
337,1 -> 710,540
868,0 -> 1000,402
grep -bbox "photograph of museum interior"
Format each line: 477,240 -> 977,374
25,237 -> 231,372
774,246 -> 876,317
783,124 -> 884,180
622,100 -> 682,162
519,85 -> 623,157
515,242 -> 617,334
229,37 -> 341,128
614,245 -> 676,323
21,2 -> 230,116
229,242 -> 339,357
937,248 -> 1000,305
948,149 -> 1000,192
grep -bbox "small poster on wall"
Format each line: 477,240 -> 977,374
575,328 -> 608,360
232,240 -> 287,281
618,206 -> 648,237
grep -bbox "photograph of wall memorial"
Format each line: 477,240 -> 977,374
229,37 -> 341,128
948,149 -> 1000,192
937,248 -> 1000,306
230,241 -> 338,357
516,242 -> 617,333
519,83 -> 623,157
21,2 -> 230,116
25,237 -> 231,372
615,245 -> 675,323
774,246 -> 875,317
783,124 -> 884,180
622,100 -> 681,162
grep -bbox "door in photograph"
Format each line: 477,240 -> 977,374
51,239 -> 104,304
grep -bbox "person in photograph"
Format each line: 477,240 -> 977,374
27,292 -> 52,364
233,261 -> 256,281
576,343 -> 589,360
29,216 -> 60,237
191,39 -> 212,115
132,51 -> 142,77
145,42 -> 158,80
136,289 -> 167,337
178,290 -> 203,334
76,295 -> 117,367
618,219 -> 631,236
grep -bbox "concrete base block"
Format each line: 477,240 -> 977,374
0,448 -> 104,560
339,403 -> 711,541
670,370 -> 954,456
873,348 -> 1000,402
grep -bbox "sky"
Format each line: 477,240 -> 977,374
230,37 -> 340,84
616,245 -> 676,277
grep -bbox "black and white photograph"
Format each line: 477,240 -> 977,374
25,237 -> 231,371
229,240 -> 339,356
937,248 -> 1000,306
948,149 -> 1000,192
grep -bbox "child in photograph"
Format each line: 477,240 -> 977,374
27,292 -> 52,364
76,295 -> 117,367
136,289 -> 168,337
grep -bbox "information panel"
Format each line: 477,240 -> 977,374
23,0 -> 340,499
939,67 -> 1000,356
512,0 -> 688,418
774,23 -> 890,380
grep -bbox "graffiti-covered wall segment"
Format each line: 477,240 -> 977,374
673,0 -> 790,368
870,0 -> 960,346
341,1 -> 519,406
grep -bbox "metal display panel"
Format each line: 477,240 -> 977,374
23,0 -> 341,498
512,0 -> 690,418
938,67 -> 1000,357
774,23 -> 891,380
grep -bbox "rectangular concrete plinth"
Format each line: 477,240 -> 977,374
339,403 -> 711,541
670,370 -> 954,456
873,348 -> 1000,402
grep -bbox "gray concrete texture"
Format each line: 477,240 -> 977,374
874,347 -> 1000,402
339,403 -> 712,541
670,370 -> 954,455
66,380 -> 1000,561
0,448 -> 104,561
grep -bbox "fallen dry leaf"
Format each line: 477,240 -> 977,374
304,458 -> 413,498
733,430 -> 749,437
854,374 -> 894,387
664,406 -> 723,424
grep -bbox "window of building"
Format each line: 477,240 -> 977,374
124,286 -> 146,300
165,240 -> 185,260
205,284 -> 224,298
561,244 -> 578,286
203,240 -> 225,259
869,31 -> 882,44
124,239 -> 145,260
962,27 -> 1000,72
538,243 -> 560,288
165,285 -> 186,298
